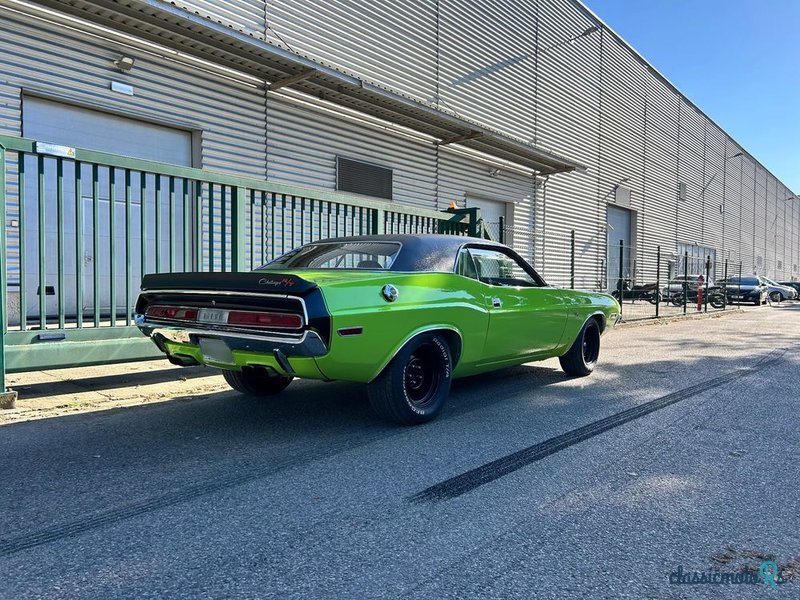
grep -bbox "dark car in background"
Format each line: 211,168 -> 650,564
718,276 -> 768,305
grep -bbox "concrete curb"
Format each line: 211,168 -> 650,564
616,305 -> 760,328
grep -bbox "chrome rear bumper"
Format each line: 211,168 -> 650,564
135,315 -> 328,358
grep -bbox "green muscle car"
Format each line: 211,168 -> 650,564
135,235 -> 620,424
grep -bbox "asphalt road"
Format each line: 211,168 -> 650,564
1,305 -> 798,599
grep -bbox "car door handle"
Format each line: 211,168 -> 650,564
492,297 -> 502,308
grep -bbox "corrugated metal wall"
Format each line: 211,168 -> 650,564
536,0 -> 601,287
1,0 -> 798,285
740,157 -> 756,275
438,0 -> 538,141
0,10 -> 267,176
265,95 -> 438,207
704,123 -> 726,271
266,0 -> 438,103
643,73 -> 680,278
0,7 -> 269,298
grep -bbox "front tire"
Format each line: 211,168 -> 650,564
367,333 -> 453,425
560,318 -> 601,377
770,291 -> 783,303
222,367 -> 293,396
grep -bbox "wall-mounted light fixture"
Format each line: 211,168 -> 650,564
113,55 -> 135,72
488,168 -> 501,178
613,176 -> 630,190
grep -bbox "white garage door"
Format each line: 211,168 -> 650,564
607,205 -> 633,290
23,96 -> 192,164
465,195 -> 508,242
19,98 -> 194,321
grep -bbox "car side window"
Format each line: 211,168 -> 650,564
455,249 -> 479,280
465,247 -> 540,287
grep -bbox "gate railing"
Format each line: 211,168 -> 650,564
0,134 -> 476,391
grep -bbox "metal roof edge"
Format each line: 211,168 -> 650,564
21,0 -> 585,175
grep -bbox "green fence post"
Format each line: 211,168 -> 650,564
372,208 -> 385,235
655,245 -> 661,318
704,255 -> 711,312
468,208 -> 480,237
0,146 -> 16,407
231,186 -> 247,272
498,215 -> 505,245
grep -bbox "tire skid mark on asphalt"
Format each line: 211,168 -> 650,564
0,432 -> 394,558
409,348 -> 786,504
0,373 -> 560,558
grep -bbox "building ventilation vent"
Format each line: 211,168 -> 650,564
336,157 -> 393,200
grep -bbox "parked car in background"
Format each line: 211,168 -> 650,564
778,281 -> 800,297
135,234 -> 621,425
718,276 -> 769,305
759,277 -> 798,302
661,275 -> 718,296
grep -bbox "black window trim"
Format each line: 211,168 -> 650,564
454,243 -> 548,288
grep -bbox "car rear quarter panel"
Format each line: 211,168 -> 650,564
313,272 -> 489,382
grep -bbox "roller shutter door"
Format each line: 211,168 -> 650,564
19,98 -> 193,320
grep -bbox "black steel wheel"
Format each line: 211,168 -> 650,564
222,367 -> 293,396
367,333 -> 453,425
559,318 -> 601,377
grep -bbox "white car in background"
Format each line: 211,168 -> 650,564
759,277 -> 798,302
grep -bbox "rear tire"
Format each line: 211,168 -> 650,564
367,333 -> 453,425
222,367 -> 293,396
770,291 -> 783,303
559,319 -> 601,377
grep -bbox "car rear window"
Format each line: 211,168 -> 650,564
260,241 -> 402,270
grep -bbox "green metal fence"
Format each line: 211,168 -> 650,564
0,134 -> 477,391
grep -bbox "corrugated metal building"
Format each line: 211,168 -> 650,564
0,0 -> 797,289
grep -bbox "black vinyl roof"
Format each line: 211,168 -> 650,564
311,234 -> 507,272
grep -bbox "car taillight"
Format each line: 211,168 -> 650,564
226,311 -> 303,329
146,305 -> 198,321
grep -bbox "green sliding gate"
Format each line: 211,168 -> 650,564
0,134 -> 479,392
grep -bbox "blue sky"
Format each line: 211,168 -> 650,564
582,0 -> 800,193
